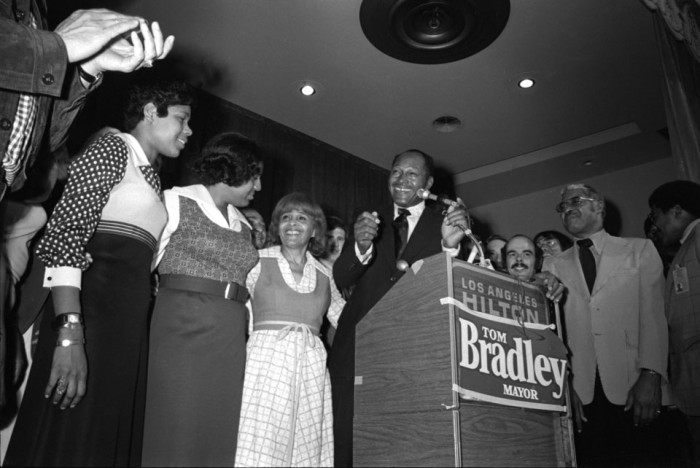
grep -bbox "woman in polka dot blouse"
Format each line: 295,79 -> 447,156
5,80 -> 195,466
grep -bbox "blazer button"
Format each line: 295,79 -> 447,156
42,73 -> 55,85
15,9 -> 25,21
0,118 -> 11,131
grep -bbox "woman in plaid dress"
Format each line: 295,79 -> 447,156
236,192 -> 345,467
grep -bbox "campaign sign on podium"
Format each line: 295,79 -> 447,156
448,263 -> 569,412
354,253 -> 575,467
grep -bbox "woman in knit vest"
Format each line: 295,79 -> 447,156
142,132 -> 262,466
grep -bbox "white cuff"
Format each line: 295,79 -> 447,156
442,241 -> 460,258
43,266 -> 82,289
355,242 -> 374,264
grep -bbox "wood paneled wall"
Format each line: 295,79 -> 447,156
68,74 -> 392,229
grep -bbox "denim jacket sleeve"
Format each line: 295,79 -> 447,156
0,0 -> 68,96
0,0 -> 94,196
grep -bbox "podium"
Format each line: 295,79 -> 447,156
353,253 -> 575,467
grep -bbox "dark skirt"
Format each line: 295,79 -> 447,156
141,283 -> 247,467
4,233 -> 153,467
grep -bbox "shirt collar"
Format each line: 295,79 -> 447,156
169,184 -> 252,231
260,245 -> 328,277
394,201 -> 425,219
119,133 -> 152,168
681,218 -> 700,244
576,229 -> 606,255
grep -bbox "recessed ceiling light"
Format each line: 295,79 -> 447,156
432,115 -> 462,133
583,160 -> 593,167
300,84 -> 316,96
291,80 -> 325,100
518,78 -> 535,89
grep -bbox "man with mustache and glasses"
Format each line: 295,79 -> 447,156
544,183 -> 669,467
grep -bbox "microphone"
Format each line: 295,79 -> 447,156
417,188 -> 488,268
416,188 -> 460,208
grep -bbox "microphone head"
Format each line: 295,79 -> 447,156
396,259 -> 410,272
417,188 -> 430,200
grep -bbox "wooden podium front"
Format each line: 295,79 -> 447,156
353,253 -> 575,467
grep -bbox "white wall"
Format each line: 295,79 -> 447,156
469,157 -> 677,240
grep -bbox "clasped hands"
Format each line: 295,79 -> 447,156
55,9 -> 175,77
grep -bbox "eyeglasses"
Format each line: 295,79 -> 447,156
555,196 -> 597,213
537,238 -> 560,249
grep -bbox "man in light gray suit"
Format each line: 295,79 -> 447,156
545,183 -> 669,467
649,180 -> 700,467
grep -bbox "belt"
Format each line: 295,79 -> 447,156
254,320 -> 320,336
159,274 -> 249,303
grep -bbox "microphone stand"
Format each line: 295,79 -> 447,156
418,188 -> 490,269
459,224 -> 489,268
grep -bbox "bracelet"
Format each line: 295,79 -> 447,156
52,313 -> 84,331
56,338 -> 85,348
77,65 -> 101,86
643,368 -> 661,377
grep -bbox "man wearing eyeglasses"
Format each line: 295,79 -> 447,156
648,180 -> 700,466
544,183 -> 669,467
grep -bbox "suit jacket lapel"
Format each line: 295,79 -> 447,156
593,233 -> 632,296
559,247 -> 590,299
402,207 -> 441,264
379,205 -> 398,269
378,205 -> 441,269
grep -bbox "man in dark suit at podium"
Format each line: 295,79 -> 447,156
328,149 -> 468,467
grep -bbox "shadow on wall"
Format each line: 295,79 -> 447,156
603,200 -> 622,236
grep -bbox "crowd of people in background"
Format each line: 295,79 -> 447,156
2,3 -> 700,468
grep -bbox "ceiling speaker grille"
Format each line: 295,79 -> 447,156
360,0 -> 510,64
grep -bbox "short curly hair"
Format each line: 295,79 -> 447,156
649,180 -> 700,218
268,192 -> 327,258
533,230 -> 573,251
391,149 -> 435,177
326,215 -> 347,235
122,80 -> 196,132
191,132 -> 263,186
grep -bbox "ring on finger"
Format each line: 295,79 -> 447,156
56,378 -> 67,395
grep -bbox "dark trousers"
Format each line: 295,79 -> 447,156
331,373 -> 354,467
575,373 -> 689,468
684,414 -> 700,468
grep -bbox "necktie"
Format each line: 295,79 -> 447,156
393,208 -> 410,259
577,238 -> 596,293
139,165 -> 162,198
